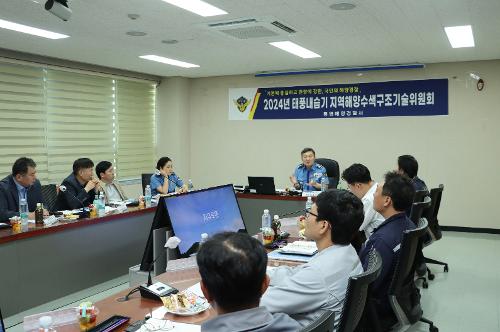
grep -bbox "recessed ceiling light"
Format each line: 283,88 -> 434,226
162,39 -> 179,44
444,25 -> 475,48
0,18 -> 68,39
269,41 -> 321,59
161,0 -> 227,17
330,3 -> 356,11
126,31 -> 147,36
139,55 -> 200,68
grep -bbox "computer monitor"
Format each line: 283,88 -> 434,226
248,176 -> 276,195
164,184 -> 247,256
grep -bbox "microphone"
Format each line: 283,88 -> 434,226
278,208 -> 307,218
154,170 -> 182,191
59,185 -> 89,218
138,236 -> 181,301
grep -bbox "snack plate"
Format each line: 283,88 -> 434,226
162,291 -> 210,316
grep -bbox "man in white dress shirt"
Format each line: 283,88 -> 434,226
261,189 -> 364,329
95,161 -> 128,204
342,163 -> 385,239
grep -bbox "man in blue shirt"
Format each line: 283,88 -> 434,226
150,157 -> 187,196
290,147 -> 327,191
0,157 -> 46,222
397,155 -> 428,192
359,171 -> 416,327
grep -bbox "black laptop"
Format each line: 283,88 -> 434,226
248,176 -> 276,195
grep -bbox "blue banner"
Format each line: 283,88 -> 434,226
228,79 -> 448,120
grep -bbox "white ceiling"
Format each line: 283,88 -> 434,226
0,0 -> 499,78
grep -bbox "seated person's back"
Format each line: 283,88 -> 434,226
261,189 -> 364,329
359,171 -> 416,324
198,232 -> 301,332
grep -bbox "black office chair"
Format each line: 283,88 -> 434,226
420,185 -> 448,280
315,158 -> 340,189
388,218 -> 438,332
41,184 -> 58,212
141,173 -> 153,194
406,189 -> 428,217
337,250 -> 382,332
409,196 -> 432,288
409,196 -> 432,225
300,310 -> 335,332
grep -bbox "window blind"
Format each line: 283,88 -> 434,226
45,70 -> 115,184
115,80 -> 156,179
0,59 -> 156,184
0,62 -> 48,182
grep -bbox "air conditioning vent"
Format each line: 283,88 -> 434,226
202,17 -> 297,40
270,21 -> 296,34
208,18 -> 257,28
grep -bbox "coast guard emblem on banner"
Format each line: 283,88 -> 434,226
234,96 -> 250,113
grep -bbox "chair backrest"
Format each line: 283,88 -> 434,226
337,250 -> 382,332
389,218 -> 428,295
41,184 -> 58,212
409,196 -> 431,225
300,310 -> 335,332
141,173 -> 153,194
413,190 -> 429,204
388,218 -> 428,323
421,185 -> 444,240
315,158 -> 340,189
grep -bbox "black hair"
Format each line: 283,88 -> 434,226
315,189 -> 364,245
341,163 -> 372,184
382,171 -> 415,212
156,157 -> 172,170
12,157 -> 36,176
72,158 -> 94,175
95,161 -> 113,179
196,232 -> 267,312
398,155 -> 419,178
301,147 -> 315,156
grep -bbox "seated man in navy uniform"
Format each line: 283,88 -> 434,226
198,232 -> 301,332
0,157 -> 46,222
289,147 -> 327,191
397,155 -> 427,192
359,171 -> 416,328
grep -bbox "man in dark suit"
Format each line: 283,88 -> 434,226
0,157 -> 46,222
54,158 -> 100,211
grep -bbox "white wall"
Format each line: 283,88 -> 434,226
157,60 -> 500,229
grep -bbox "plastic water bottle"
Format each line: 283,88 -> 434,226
188,179 -> 194,191
99,191 -> 105,206
305,197 -> 313,211
19,198 -> 28,223
302,180 -> 308,192
321,175 -> 329,192
144,185 -> 152,208
261,209 -> 271,229
98,193 -> 105,217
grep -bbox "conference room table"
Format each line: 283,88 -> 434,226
236,192 -> 308,235
0,206 -> 156,317
56,218 -> 303,331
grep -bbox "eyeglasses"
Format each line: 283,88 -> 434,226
305,208 -> 318,218
143,320 -> 174,332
